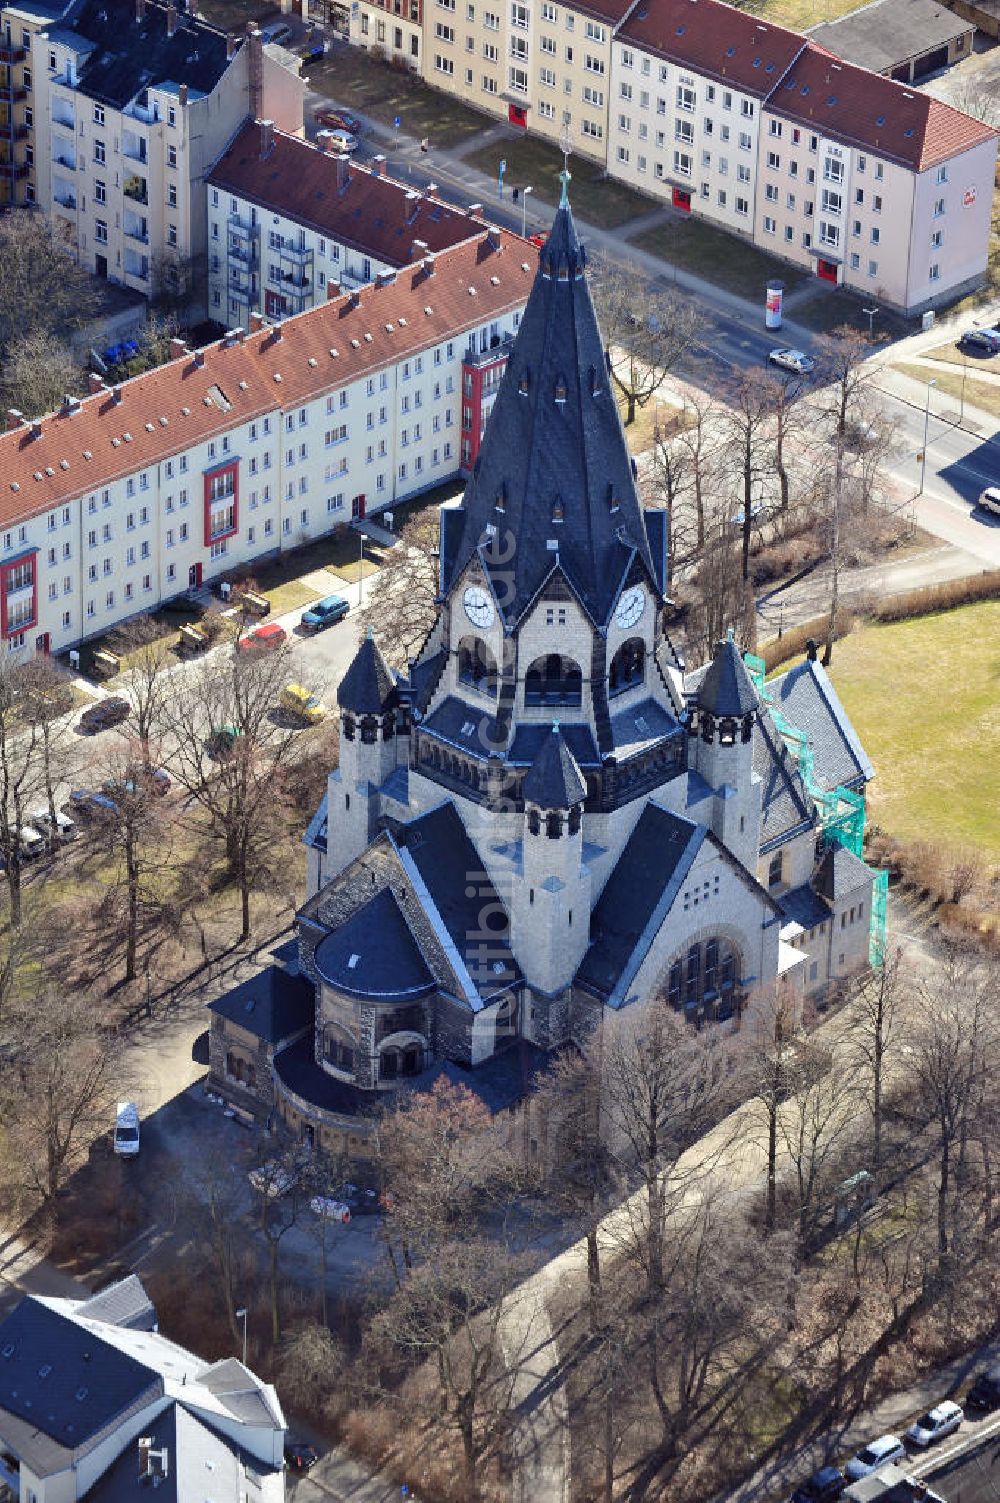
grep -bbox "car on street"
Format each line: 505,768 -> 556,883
79,696 -> 130,733
205,724 -> 240,760
967,1362 -> 1000,1412
905,1400 -> 963,1448
248,1161 -> 301,1198
790,1465 -> 847,1503
976,487 -> 1000,516
15,825 -> 45,859
320,128 -> 358,153
284,1439 -> 319,1472
69,788 -> 119,817
30,807 -> 77,842
845,1436 -> 906,1480
338,1182 -> 383,1215
300,593 -> 350,632
309,1196 -> 352,1222
237,622 -> 287,654
113,1101 -> 140,1157
958,327 -> 1000,354
280,682 -> 327,724
314,106 -> 362,134
769,348 -> 815,376
259,20 -> 292,43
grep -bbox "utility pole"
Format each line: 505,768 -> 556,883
918,377 -> 937,496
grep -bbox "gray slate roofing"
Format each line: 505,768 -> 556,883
779,881 -> 831,932
754,711 -> 816,849
273,1035 -> 368,1116
208,964 -> 314,1044
609,696 -> 681,759
576,804 -> 705,1003
507,720 -> 599,768
337,631 -> 398,714
814,841 -> 872,900
422,694 -> 498,757
313,887 -> 435,1000
0,1297 -> 159,1453
443,202 -> 659,628
697,635 -> 760,718
809,0 -> 971,74
523,724 -> 587,808
768,657 -> 875,791
400,1043 -> 550,1115
67,0 -> 235,109
76,1277 -> 156,1332
395,802 -> 519,1004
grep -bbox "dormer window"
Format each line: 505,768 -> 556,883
518,372 -> 530,396
554,378 -> 567,404
552,497 -> 564,523
494,490 -> 506,513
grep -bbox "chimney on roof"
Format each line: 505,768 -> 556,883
426,181 -> 438,196
326,280 -> 341,300
247,25 -> 263,116
466,202 -> 483,218
112,386 -> 122,405
423,252 -> 436,276
249,310 -> 265,332
6,409 -> 24,432
268,321 -> 284,343
61,392 -> 80,414
410,237 -> 428,262
192,349 -> 205,368
226,30 -> 236,58
169,335 -> 187,360
485,226 -> 502,251
87,373 -> 106,394
220,328 -> 243,348
135,0 -> 145,21
30,421 -> 42,439
166,0 -> 177,36
178,82 -> 188,107
372,154 -> 386,175
259,117 -> 274,160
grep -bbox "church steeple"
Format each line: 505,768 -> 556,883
443,195 -> 658,629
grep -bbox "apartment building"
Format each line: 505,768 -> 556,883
206,119 -> 495,326
605,0 -> 995,311
350,0 -> 422,71
422,0 -> 634,160
0,229 -> 532,661
0,0 -> 304,306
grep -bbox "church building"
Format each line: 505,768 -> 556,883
208,183 -> 884,1151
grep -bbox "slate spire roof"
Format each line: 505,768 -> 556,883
444,197 -> 658,627
523,722 -> 587,809
697,632 -> 760,718
337,629 -> 398,713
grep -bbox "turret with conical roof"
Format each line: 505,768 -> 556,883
689,631 -> 762,873
337,628 -> 398,716
523,722 -> 587,812
323,629 -> 403,884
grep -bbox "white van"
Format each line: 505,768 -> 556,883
17,826 -> 45,860
30,808 -> 77,843
113,1102 -> 140,1157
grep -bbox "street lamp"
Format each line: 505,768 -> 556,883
521,184 -> 533,238
357,532 -> 365,608
862,305 -> 878,338
236,1306 -> 247,1367
918,377 -> 937,497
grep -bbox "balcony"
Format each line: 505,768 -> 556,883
51,148 -> 76,171
124,223 -> 149,244
51,105 -> 74,130
0,43 -> 26,63
53,189 -> 76,209
228,242 -> 259,267
0,119 -> 27,140
278,241 -> 310,263
123,175 -> 148,205
122,131 -> 147,163
0,159 -> 28,179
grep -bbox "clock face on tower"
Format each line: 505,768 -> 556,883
463,584 -> 495,629
614,585 -> 646,631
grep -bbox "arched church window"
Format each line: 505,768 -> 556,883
665,938 -> 741,1024
608,638 -> 645,698
458,635 -> 498,694
524,654 -> 583,708
528,808 -> 541,836
343,714 -> 356,742
546,811 -> 562,839
719,716 -> 737,746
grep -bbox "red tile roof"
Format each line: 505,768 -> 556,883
209,123 -> 490,266
618,0 -> 805,95
573,0 -> 643,26
0,231 -> 535,524
767,42 -> 996,169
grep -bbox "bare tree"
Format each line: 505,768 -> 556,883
720,370 -> 775,584
848,951 -> 906,1174
767,368 -> 807,514
16,657 -> 75,833
187,1149 -> 247,1347
739,987 -> 814,1233
109,616 -> 174,768
0,663 -> 46,926
590,257 -> 699,425
91,739 -> 172,983
302,1145 -> 351,1329
1,331 -> 82,421
815,325 -> 880,441
0,211 -> 100,363
357,511 -> 438,671
249,1147 -> 305,1346
780,1059 -> 860,1253
685,515 -> 756,662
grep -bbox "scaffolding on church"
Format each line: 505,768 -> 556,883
743,651 -> 887,966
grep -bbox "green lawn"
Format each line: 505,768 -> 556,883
632,218 -> 808,303
895,361 -> 1000,421
306,47 -> 490,147
464,137 -> 656,230
827,602 -> 1000,858
790,285 -> 913,339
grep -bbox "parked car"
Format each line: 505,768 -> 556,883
959,327 -> 1000,353
338,1182 -> 382,1215
205,725 -> 239,760
281,683 -> 327,724
301,593 -> 349,632
284,1440 -> 319,1472
314,106 -> 362,133
30,807 -> 76,842
80,696 -> 130,734
790,1466 -> 847,1503
769,347 -> 815,376
69,788 -> 119,817
976,486 -> 1000,515
321,128 -> 358,154
237,622 -> 287,654
905,1400 -> 963,1448
113,1101 -> 140,1157
259,20 -> 292,43
967,1362 -> 1000,1412
844,1436 -> 906,1481
16,826 -> 45,860
248,1161 -> 301,1199
309,1195 -> 352,1222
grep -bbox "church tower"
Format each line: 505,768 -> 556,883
511,723 -> 592,1002
323,629 -> 400,882
688,631 -> 762,872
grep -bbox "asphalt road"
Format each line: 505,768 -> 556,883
928,1431 -> 1000,1503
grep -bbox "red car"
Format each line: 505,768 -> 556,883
314,106 -> 362,134
237,622 -> 287,653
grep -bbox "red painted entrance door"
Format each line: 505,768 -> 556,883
672,188 -> 692,213
816,258 -> 838,283
35,632 -> 49,655
188,562 -> 203,589
508,103 -> 527,128
351,494 -> 366,520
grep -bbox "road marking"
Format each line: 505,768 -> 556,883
911,1413 -> 1000,1480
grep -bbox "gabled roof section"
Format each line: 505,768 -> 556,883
444,199 -> 657,627
210,123 -> 490,266
814,841 -> 871,900
208,964 -> 315,1043
76,1276 -> 156,1332
523,723 -> 587,808
769,656 -> 874,790
618,0 -> 804,95
696,633 -> 760,718
70,0 -> 236,109
808,0 -> 971,78
337,630 -> 398,713
753,712 -> 816,849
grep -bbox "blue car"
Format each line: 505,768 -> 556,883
301,593 -> 350,631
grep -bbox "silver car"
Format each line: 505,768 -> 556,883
905,1400 -> 962,1448
769,347 -> 815,376
845,1435 -> 906,1480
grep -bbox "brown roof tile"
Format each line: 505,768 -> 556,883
0,232 -> 535,525
767,42 -> 996,169
209,122 -> 489,266
618,0 -> 805,95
